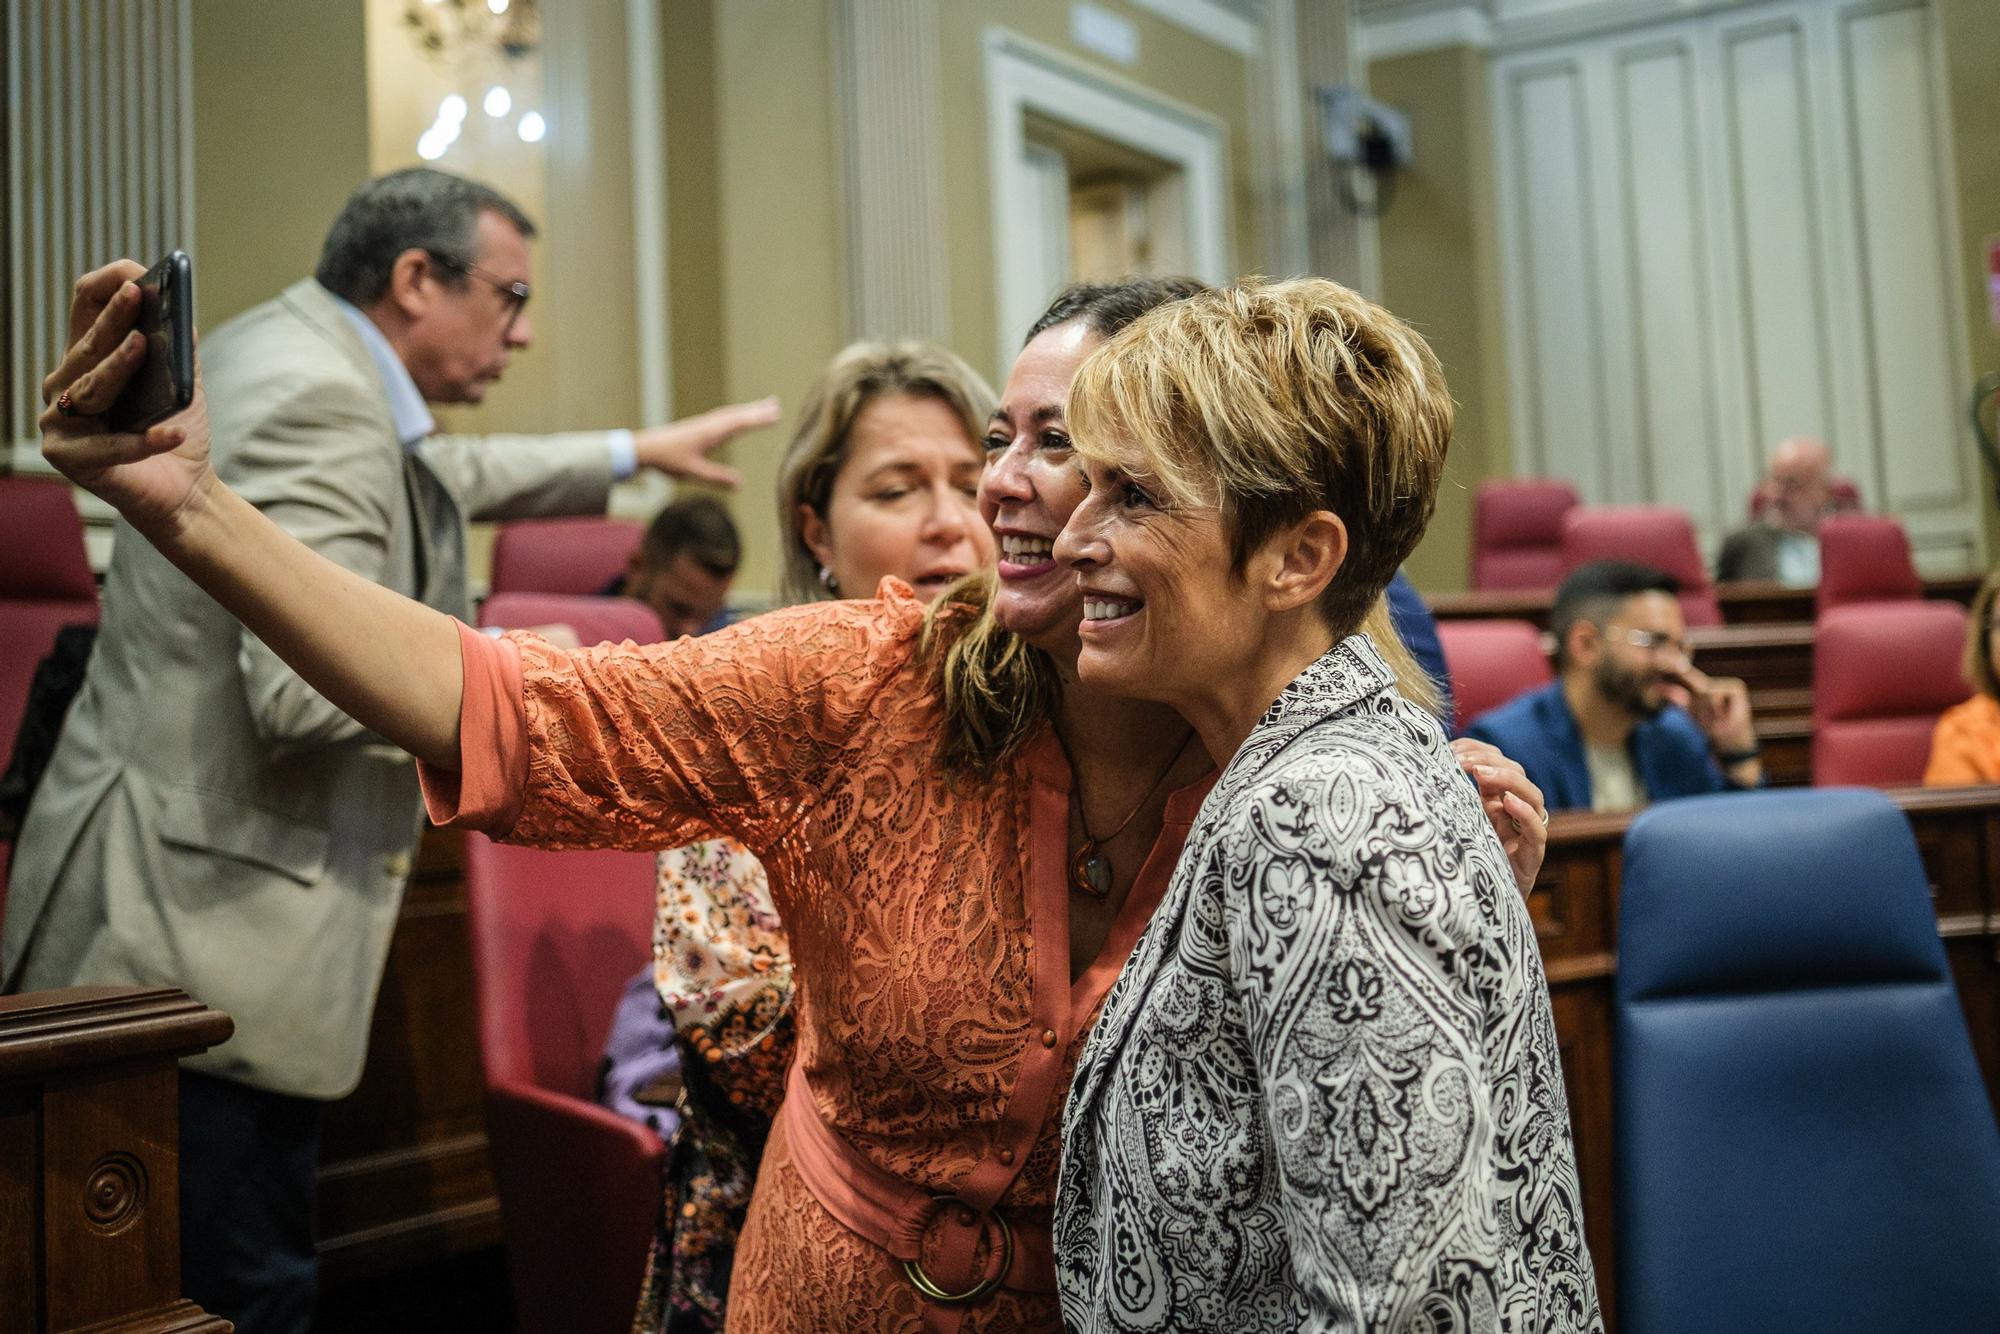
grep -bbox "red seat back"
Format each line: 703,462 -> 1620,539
1817,513 -> 1920,613
1438,619 -> 1553,734
1472,480 -> 1579,591
0,478 -> 100,922
462,834 -> 657,1097
1812,601 -> 1971,787
1748,474 -> 1863,523
489,516 -> 645,596
1562,504 -> 1722,626
0,477 -> 98,760
478,592 -> 666,646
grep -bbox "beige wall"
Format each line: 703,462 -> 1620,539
177,2 -> 1285,601
683,0 -> 1270,599
1369,43 -> 1508,594
192,1 -> 371,327
937,0 -> 1263,379
1938,0 -> 2000,553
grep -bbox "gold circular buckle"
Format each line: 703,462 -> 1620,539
900,1196 -> 1014,1306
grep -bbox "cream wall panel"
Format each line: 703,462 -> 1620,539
1840,1 -> 1964,515
1719,18 -> 1833,458
1615,41 -> 1726,524
1498,60 -> 1611,497
1491,0 -> 1978,566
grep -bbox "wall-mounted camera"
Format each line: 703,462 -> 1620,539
1317,83 -> 1413,217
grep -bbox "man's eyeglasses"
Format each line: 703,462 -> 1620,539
1603,625 -> 1689,659
427,252 -> 531,330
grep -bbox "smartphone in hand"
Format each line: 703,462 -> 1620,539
105,249 -> 194,432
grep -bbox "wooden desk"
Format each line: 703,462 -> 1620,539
1428,573 -> 1982,630
0,987 -> 234,1332
1534,784 -> 2000,1322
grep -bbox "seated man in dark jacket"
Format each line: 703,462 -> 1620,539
1466,561 -> 1763,812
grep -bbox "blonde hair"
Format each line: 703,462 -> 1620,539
920,571 -> 1062,774
776,340 -> 996,603
1964,567 -> 2000,699
1066,277 -> 1451,708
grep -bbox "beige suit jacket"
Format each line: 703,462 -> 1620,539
2,279 -> 618,1098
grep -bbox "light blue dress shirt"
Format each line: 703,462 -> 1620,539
329,294 -> 635,475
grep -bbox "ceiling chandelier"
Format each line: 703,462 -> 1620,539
402,0 -> 545,159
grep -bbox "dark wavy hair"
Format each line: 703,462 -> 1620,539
923,277 -> 1206,773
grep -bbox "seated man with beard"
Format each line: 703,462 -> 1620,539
1467,560 -> 1763,812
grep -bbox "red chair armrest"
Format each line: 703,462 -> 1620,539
485,1081 -> 669,1334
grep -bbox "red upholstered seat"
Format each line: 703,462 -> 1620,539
1747,474 -> 1863,523
1438,619 -> 1553,735
463,834 -> 665,1334
478,591 -> 666,646
1816,513 -> 1920,613
1471,480 -> 1579,591
1561,505 -> 1722,626
0,478 -> 100,916
489,516 -> 645,596
1812,601 -> 1971,787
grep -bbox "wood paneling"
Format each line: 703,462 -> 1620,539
317,826 -> 501,1287
0,986 -> 234,1333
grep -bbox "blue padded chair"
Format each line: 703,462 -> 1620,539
1616,788 -> 2000,1334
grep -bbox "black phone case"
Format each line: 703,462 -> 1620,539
105,249 -> 194,432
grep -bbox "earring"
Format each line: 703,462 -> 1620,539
818,565 -> 839,595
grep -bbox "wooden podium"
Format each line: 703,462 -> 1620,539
0,986 -> 234,1333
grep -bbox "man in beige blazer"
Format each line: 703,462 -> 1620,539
0,168 -> 775,1331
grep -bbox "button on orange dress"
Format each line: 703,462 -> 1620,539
421,581 -> 1213,1333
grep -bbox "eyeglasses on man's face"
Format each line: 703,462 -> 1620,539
427,251 -> 531,331
1602,624 -> 1690,659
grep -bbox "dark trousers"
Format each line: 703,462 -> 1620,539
178,1069 -> 324,1334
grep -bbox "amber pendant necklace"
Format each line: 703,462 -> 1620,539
1061,728 -> 1198,900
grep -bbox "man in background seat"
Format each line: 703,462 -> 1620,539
1716,436 -> 1855,585
1467,561 -> 1763,812
0,167 -> 776,1332
607,494 -> 742,639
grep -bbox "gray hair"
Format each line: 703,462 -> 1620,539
314,167 -> 536,306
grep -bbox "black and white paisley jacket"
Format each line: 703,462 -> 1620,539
1055,636 -> 1603,1332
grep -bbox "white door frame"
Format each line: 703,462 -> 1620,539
983,28 -> 1231,367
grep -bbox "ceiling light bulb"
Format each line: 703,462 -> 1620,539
439,93 -> 468,124
489,0 -> 510,12
484,85 -> 511,118
517,110 -> 546,144
417,131 -> 446,161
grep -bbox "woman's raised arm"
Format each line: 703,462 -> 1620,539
41,261 -> 466,768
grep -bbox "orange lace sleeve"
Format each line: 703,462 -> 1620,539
429,584 -> 929,854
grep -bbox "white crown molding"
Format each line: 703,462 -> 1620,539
1357,0 -> 1800,62
1124,0 -> 1263,57
1357,2 -> 1495,62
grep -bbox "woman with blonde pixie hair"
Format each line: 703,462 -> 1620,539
1052,278 -> 1600,1331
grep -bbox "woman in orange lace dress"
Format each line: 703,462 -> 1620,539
41,266 -> 1545,1334
641,339 -> 997,1332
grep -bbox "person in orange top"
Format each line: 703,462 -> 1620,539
1925,568 -> 2000,786
38,264 -> 1547,1334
